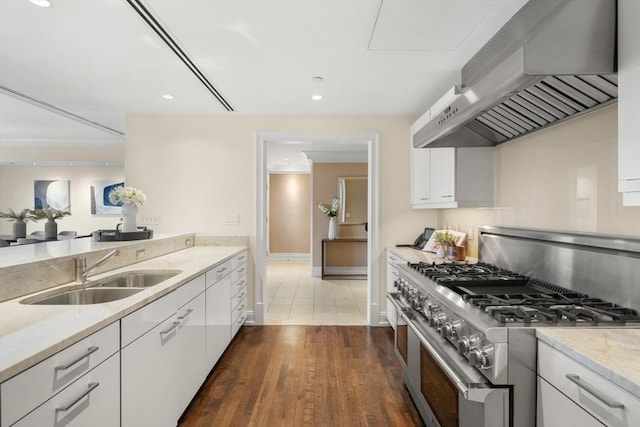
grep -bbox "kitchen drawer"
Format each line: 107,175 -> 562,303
121,274 -> 205,348
386,252 -> 403,265
231,273 -> 248,297
205,260 -> 232,287
12,353 -> 120,427
231,251 -> 248,269
538,341 -> 639,427
232,312 -> 247,338
232,293 -> 248,323
231,262 -> 247,283
1,321 -> 119,427
232,285 -> 248,310
537,376 -> 604,427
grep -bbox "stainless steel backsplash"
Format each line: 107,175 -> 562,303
478,226 -> 640,311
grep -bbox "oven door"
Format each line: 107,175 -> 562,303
402,311 -> 511,427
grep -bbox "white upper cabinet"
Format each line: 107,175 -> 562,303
409,146 -> 494,209
618,0 -> 640,206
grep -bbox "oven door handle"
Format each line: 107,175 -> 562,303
401,311 -> 501,403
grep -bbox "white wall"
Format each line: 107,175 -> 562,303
125,114 -> 439,318
0,166 -> 125,235
440,104 -> 640,257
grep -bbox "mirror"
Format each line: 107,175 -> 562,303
337,177 -> 367,225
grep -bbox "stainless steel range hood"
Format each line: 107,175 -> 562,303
413,0 -> 617,149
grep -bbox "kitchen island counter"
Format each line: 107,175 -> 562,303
0,244 -> 247,383
536,327 -> 640,399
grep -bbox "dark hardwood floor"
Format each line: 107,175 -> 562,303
179,325 -> 424,427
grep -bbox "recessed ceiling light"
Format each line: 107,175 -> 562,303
312,95 -> 322,101
162,93 -> 174,100
29,0 -> 51,7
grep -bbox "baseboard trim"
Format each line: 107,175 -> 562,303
268,253 -> 311,261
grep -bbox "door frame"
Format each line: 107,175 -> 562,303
255,131 -> 380,325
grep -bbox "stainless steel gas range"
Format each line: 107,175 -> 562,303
387,226 -> 640,427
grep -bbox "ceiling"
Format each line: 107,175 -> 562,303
0,0 -> 528,169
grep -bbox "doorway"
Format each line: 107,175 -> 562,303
255,131 -> 380,326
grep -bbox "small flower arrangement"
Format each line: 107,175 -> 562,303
318,197 -> 340,218
108,186 -> 147,206
434,231 -> 456,248
32,207 -> 71,220
0,208 -> 37,222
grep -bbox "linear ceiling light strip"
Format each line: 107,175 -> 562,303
0,85 -> 124,137
126,0 -> 234,112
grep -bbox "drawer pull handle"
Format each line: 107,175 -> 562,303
217,267 -> 227,274
160,321 -> 180,336
55,347 -> 99,371
177,308 -> 194,320
238,304 -> 246,311
238,255 -> 245,260
565,374 -> 625,409
440,194 -> 453,198
237,280 -> 246,286
238,292 -> 246,299
237,268 -> 246,274
56,382 -> 100,412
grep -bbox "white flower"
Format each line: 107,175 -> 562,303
109,186 -> 147,205
318,197 -> 340,217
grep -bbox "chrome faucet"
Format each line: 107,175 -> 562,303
77,249 -> 119,283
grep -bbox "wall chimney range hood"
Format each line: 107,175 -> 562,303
413,0 -> 617,149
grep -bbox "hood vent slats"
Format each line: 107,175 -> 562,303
471,74 -> 617,143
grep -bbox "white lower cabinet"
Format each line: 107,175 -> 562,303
121,276 -> 206,427
1,321 -> 120,427
537,340 -> 639,427
13,354 -> 120,427
205,274 -> 231,370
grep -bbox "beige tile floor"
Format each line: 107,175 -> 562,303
265,260 -> 368,325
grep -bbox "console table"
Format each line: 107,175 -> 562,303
321,238 -> 367,279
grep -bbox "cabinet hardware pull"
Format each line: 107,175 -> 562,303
238,268 -> 246,273
419,197 -> 429,201
440,194 -> 453,198
238,256 -> 245,260
621,177 -> 640,180
238,292 -> 246,298
55,347 -> 99,371
160,321 -> 180,336
217,267 -> 227,273
177,308 -> 194,320
565,374 -> 625,409
55,382 -> 100,412
238,304 -> 246,311
238,280 -> 245,286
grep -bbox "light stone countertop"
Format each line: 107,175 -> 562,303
536,328 -> 640,398
0,245 -> 246,383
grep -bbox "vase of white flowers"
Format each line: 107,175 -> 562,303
109,186 -> 146,233
318,197 -> 340,240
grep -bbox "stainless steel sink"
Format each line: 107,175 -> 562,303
24,288 -> 144,305
88,270 -> 180,288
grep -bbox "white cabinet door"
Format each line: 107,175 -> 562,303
429,148 -> 456,203
205,275 -> 231,369
13,354 -> 120,427
121,310 -> 182,427
174,292 -> 207,416
537,377 -> 604,427
618,0 -> 640,203
410,147 -> 431,206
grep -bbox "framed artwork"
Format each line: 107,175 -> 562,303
34,180 -> 70,210
90,180 -> 124,215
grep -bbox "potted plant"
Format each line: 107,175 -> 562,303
433,231 -> 456,259
0,208 -> 37,239
32,207 -> 71,240
318,197 -> 340,240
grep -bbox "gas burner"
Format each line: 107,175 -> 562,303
486,306 -> 559,323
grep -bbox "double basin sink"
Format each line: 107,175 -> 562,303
21,271 -> 181,305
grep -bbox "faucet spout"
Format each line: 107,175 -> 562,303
77,249 -> 119,283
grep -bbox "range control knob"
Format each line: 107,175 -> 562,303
430,311 -> 447,329
440,320 -> 462,340
468,345 -> 494,370
457,334 -> 481,355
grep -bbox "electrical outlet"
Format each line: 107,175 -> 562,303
140,215 -> 160,225
224,214 -> 239,225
